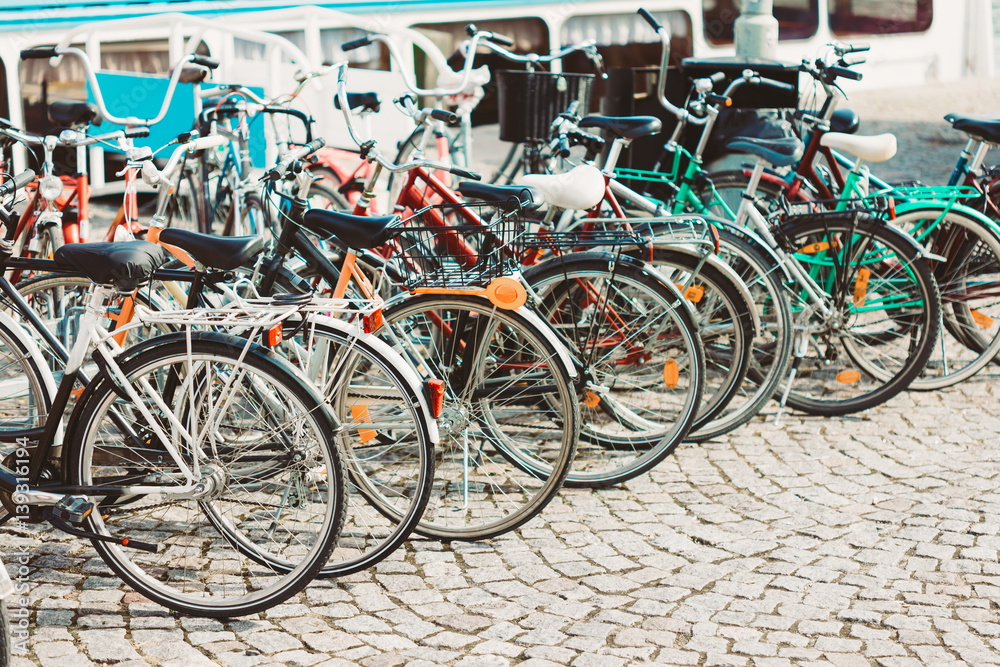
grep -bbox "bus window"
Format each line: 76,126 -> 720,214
412,18 -> 550,126
704,0 -> 819,44
20,44 -> 87,134
561,11 -> 693,112
829,0 -> 932,36
100,39 -> 169,74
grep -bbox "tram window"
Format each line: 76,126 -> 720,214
704,0 -> 819,44
100,39 -> 169,74
829,0 -> 932,35
561,11 -> 692,113
412,18 -> 550,125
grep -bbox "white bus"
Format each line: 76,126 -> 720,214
0,0 -> 992,188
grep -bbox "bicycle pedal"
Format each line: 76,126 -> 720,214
51,496 -> 94,523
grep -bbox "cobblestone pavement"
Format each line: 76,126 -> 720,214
12,80 -> 1000,666
5,366 -> 1000,667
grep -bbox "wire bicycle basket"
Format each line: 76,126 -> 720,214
497,70 -> 595,143
389,201 -> 526,294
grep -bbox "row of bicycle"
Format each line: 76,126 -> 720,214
0,39 -> 752,621
0,11 -> 997,621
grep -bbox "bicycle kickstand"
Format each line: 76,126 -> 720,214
774,332 -> 811,426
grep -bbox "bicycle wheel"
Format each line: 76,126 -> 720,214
890,207 -> 1000,389
699,169 -> 798,219
523,253 -> 705,487
780,214 -> 941,415
276,319 -> 435,577
0,310 -> 50,438
0,596 -> 9,667
16,274 -> 175,371
164,170 -> 201,232
691,225 -> 794,439
69,334 -> 347,617
381,294 -> 579,540
627,249 -> 754,431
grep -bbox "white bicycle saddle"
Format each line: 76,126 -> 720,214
820,132 -> 897,163
518,165 -> 606,211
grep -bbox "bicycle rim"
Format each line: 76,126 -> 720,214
382,295 -> 579,541
71,336 -> 345,617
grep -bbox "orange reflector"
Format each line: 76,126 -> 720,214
426,379 -> 444,419
837,370 -> 861,384
853,268 -> 870,307
350,404 -> 377,443
584,391 -> 601,408
971,309 -> 994,329
122,538 -> 129,546
363,308 -> 384,334
799,242 -> 830,254
676,284 -> 704,303
267,323 -> 283,347
888,197 -> 896,220
663,359 -> 679,389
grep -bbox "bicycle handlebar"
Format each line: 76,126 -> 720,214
20,47 -> 58,60
0,170 -> 35,201
638,8 -> 662,31
464,24 -> 515,48
341,37 -> 372,52
20,46 -> 214,127
332,63 -> 481,180
826,66 -> 862,81
265,138 -> 326,181
190,54 -> 220,69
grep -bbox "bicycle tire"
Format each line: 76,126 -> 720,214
16,274 -> 175,370
275,318 -> 436,577
69,334 -> 347,618
628,246 -> 761,430
780,214 -> 941,415
690,225 -> 794,439
522,253 -> 705,487
890,206 -> 1000,389
0,597 -> 10,667
630,249 -> 753,428
381,294 -> 579,540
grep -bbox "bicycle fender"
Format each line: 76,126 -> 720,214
714,219 -> 794,283
0,308 -> 58,443
893,200 -> 1000,240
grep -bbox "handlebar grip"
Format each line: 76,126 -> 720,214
342,37 -> 372,52
847,43 -> 870,54
190,54 -> 220,69
449,166 -> 481,181
430,109 -> 460,126
706,93 -> 732,107
828,66 -> 862,81
637,8 -> 663,31
20,47 -> 58,60
1,170 -> 35,240
556,134 -> 571,159
488,31 -> 515,48
0,170 -> 35,199
125,127 -> 151,138
762,78 -> 797,93
266,138 -> 327,181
